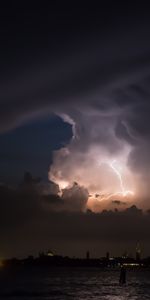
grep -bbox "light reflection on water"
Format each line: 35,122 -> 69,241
0,267 -> 150,299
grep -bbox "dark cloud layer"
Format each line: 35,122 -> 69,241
0,5 -> 150,132
0,178 -> 150,258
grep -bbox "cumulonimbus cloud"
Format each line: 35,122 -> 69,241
1,11 -> 150,209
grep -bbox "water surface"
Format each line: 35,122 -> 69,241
0,267 -> 150,299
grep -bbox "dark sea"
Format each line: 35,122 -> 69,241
0,267 -> 150,299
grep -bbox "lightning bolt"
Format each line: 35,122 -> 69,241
98,159 -> 134,199
109,160 -> 134,197
110,160 -> 125,195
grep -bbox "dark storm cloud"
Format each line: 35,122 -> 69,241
112,200 -> 127,206
1,180 -> 150,257
0,174 -> 88,230
61,182 -> 88,212
1,5 -> 150,133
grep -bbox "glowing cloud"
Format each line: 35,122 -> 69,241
49,134 -> 135,211
48,108 -> 138,212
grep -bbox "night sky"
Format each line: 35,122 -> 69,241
1,3 -> 150,258
0,114 -> 72,183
